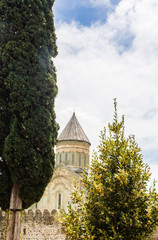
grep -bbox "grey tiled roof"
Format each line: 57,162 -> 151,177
58,112 -> 90,144
68,166 -> 84,173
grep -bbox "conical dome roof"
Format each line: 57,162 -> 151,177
58,112 -> 90,144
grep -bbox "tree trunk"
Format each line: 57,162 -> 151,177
6,183 -> 22,240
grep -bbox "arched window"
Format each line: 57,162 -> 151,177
65,153 -> 68,164
79,154 -> 81,166
72,153 -> 74,165
84,154 -> 87,167
23,228 -> 26,235
59,154 -> 61,163
58,193 -> 61,209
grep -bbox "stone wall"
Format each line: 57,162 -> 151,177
0,209 -> 157,240
150,230 -> 158,240
0,209 -> 65,240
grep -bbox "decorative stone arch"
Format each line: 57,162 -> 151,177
47,175 -> 74,210
51,176 -> 72,191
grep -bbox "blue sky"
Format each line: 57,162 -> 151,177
54,0 -> 121,26
53,0 -> 158,187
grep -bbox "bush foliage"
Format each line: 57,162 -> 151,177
62,100 -> 158,240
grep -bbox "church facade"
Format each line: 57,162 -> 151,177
33,112 -> 91,211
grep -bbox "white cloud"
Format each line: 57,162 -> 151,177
54,0 -> 158,185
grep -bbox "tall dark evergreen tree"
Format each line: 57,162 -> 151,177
0,0 -> 58,237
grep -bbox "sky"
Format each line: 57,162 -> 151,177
52,0 -> 158,188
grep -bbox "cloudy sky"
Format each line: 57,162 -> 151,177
53,0 -> 158,187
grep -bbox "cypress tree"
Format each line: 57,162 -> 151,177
0,0 -> 58,238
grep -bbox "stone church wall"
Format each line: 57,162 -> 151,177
0,209 -> 65,240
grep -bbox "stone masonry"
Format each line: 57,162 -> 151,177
0,209 -> 65,240
0,209 -> 158,239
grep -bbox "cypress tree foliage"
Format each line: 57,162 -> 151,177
0,0 -> 58,210
62,100 -> 158,240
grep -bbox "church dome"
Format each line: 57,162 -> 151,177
58,112 -> 90,144
56,113 -> 90,168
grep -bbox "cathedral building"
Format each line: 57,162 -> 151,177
34,112 -> 91,211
